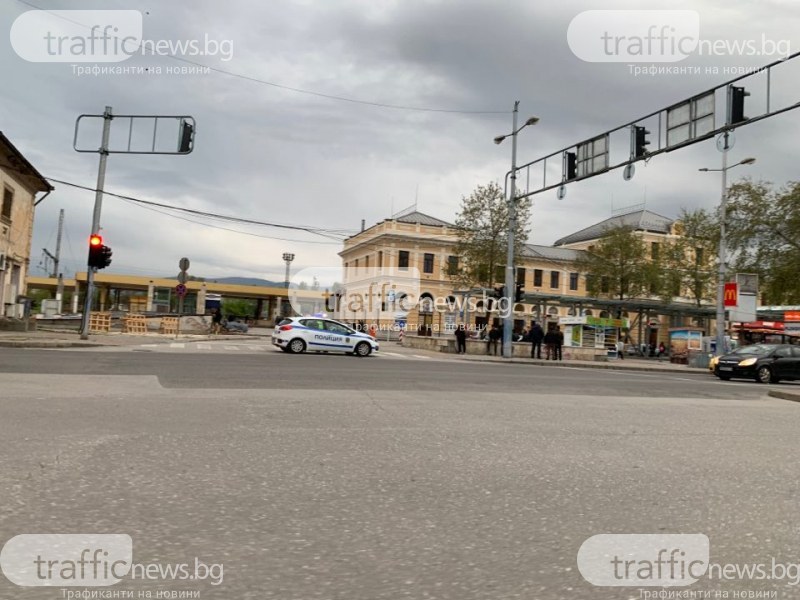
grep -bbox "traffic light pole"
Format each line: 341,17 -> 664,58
80,106 -> 113,340
502,102 -> 519,359
714,131 -> 730,357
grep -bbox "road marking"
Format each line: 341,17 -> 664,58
224,345 -> 240,351
412,355 -> 432,359
197,343 -> 212,350
169,343 -> 185,349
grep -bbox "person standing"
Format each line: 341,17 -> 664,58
488,324 -> 501,356
616,337 -> 625,360
454,324 -> 467,354
554,326 -> 564,361
211,307 -> 223,334
530,321 -> 544,359
543,327 -> 555,360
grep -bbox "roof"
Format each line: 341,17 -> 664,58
0,131 -> 52,193
554,210 -> 673,246
521,244 -> 585,262
392,210 -> 453,227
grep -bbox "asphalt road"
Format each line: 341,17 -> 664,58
1,347 -> 798,599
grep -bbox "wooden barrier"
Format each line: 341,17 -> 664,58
89,311 -> 112,333
123,314 -> 148,334
159,316 -> 179,335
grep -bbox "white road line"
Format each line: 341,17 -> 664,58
412,355 -> 432,359
169,343 -> 185,349
224,345 -> 240,351
140,344 -> 159,348
197,343 -> 212,350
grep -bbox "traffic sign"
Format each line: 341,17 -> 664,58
177,271 -> 188,284
175,283 -> 187,297
179,257 -> 190,271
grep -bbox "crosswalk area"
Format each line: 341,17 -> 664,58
129,342 -> 436,361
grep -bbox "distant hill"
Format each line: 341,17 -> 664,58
211,277 -> 284,287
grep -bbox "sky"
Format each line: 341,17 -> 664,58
2,0 -> 799,282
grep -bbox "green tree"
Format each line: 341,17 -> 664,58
450,181 -> 531,288
574,225 -> 651,301
221,298 -> 257,318
726,179 -> 800,303
659,208 -> 718,306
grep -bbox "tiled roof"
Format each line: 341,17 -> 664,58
554,210 -> 673,246
393,211 -> 453,227
521,244 -> 585,262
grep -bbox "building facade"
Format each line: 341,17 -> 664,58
339,208 -> 712,345
0,132 -> 52,317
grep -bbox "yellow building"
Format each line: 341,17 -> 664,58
339,208 -> 712,344
0,132 -> 52,317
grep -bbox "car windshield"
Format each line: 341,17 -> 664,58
731,344 -> 777,355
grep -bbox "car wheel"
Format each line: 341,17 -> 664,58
756,365 -> 773,384
288,338 -> 306,354
717,374 -> 731,381
354,341 -> 372,357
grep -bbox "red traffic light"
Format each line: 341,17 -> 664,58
89,234 -> 103,247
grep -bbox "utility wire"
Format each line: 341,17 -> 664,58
13,0 -> 509,116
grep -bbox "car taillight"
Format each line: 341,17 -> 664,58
279,325 -> 293,331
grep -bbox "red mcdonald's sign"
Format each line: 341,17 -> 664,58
724,282 -> 738,307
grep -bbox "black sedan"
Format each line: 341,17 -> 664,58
714,344 -> 800,384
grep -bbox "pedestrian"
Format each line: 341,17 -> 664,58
488,324 -> 501,356
543,328 -> 555,360
368,324 -> 377,339
658,341 -> 666,359
530,321 -> 544,359
211,307 -> 222,334
455,324 -> 467,354
616,337 -> 625,360
555,326 -> 564,361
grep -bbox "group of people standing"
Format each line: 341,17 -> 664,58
528,321 -> 563,360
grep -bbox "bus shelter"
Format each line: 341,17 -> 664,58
559,315 -> 629,351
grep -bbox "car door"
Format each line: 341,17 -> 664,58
771,346 -> 794,378
298,318 -> 326,350
323,320 -> 356,353
790,347 -> 800,379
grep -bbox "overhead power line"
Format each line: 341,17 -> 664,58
13,0 -> 509,115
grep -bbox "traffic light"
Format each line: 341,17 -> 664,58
633,125 -> 650,158
515,283 -> 524,303
729,86 -> 750,125
565,151 -> 577,180
493,285 -> 505,299
178,119 -> 194,153
87,235 -> 112,269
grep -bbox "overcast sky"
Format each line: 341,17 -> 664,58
2,0 -> 799,282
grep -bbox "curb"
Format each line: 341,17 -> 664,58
453,355 -> 708,375
0,340 -> 105,348
767,389 -> 800,403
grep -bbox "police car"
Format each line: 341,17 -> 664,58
272,317 -> 379,357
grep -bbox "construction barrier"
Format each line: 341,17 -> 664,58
88,311 -> 112,333
159,316 -> 179,335
123,314 -> 149,334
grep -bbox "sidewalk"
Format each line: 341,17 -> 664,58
0,327 -> 271,348
454,352 -> 710,374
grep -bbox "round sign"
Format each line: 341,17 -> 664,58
557,185 -> 567,200
175,283 -> 187,297
177,271 -> 188,284
179,257 -> 190,271
716,132 -> 735,152
623,164 -> 635,181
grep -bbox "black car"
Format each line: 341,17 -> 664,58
714,343 -> 800,384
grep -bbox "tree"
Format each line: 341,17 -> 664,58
450,181 -> 531,289
659,208 -> 718,306
574,225 -> 651,301
725,179 -> 800,304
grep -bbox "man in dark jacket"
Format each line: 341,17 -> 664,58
454,324 -> 467,354
487,324 -> 502,355
554,326 -> 564,361
530,321 -> 544,359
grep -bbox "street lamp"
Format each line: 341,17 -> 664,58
698,156 -> 756,356
495,101 -> 539,358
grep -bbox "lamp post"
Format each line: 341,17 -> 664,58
699,154 -> 756,356
494,101 -> 539,358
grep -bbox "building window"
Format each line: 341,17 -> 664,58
365,255 -> 370,269
423,253 -> 434,274
378,251 -> 383,268
354,258 -> 359,268
516,267 -> 526,285
600,276 -> 610,293
569,272 -> 579,291
1,187 -> 12,223
447,255 -> 459,276
550,271 -> 560,289
494,265 -> 504,283
651,242 -> 660,260
695,247 -> 704,265
533,269 -> 543,287
398,250 -> 409,270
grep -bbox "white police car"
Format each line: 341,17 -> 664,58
272,317 -> 379,357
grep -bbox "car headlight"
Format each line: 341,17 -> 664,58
738,357 -> 758,367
